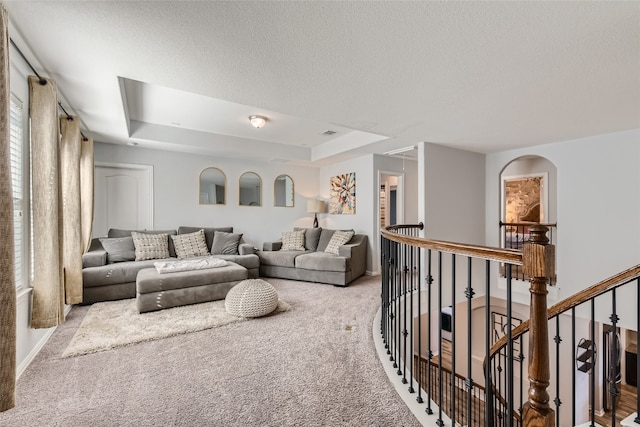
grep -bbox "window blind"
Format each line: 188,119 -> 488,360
9,94 -> 24,288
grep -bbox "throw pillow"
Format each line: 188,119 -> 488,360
131,232 -> 170,261
108,228 -> 178,257
324,230 -> 355,255
170,229 -> 209,259
294,227 -> 322,251
281,230 -> 305,251
211,231 -> 243,255
98,236 -> 135,264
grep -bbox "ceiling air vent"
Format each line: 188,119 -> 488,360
322,130 -> 337,136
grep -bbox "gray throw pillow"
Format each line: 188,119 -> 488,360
211,231 -> 243,255
294,227 -> 322,251
98,236 -> 135,264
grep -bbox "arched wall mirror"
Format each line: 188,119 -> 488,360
239,172 -> 262,206
274,174 -> 294,207
199,167 -> 226,205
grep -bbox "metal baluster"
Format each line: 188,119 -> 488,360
437,251 -> 444,426
519,335 -> 524,426
390,240 -> 396,366
610,288 -> 619,427
572,307 -> 576,427
485,260 -> 494,426
401,241 -> 408,380
466,257 -> 474,426
636,278 -> 640,424
590,298 -> 595,425
554,316 -> 562,426
416,245 -> 424,404
426,249 -> 434,415
408,243 -> 415,392
451,254 -> 457,423
506,263 -> 514,427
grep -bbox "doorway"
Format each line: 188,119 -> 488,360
93,162 -> 154,237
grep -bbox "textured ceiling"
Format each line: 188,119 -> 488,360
5,1 -> 640,165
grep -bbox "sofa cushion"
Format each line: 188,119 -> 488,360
108,228 -> 178,257
99,236 -> 135,263
258,250 -> 309,268
295,252 -> 349,272
211,231 -> 243,255
177,226 -> 234,252
131,232 -> 170,261
294,227 -> 322,251
317,229 -> 355,252
82,259 -> 159,288
325,230 -> 355,255
171,229 -> 209,259
281,230 -> 305,251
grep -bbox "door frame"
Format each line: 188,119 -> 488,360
376,170 -> 405,273
95,161 -> 154,233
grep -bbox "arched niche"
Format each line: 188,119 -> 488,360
239,172 -> 262,206
199,167 -> 226,205
274,174 -> 294,207
500,155 -> 557,225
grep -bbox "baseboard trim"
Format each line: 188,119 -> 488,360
365,270 -> 380,276
16,304 -> 72,379
16,326 -> 55,379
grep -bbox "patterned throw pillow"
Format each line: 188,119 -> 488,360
131,232 -> 170,261
281,230 -> 305,251
171,229 -> 209,259
324,230 -> 355,255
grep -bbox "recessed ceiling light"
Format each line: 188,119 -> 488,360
322,130 -> 337,136
127,141 -> 139,146
249,115 -> 267,128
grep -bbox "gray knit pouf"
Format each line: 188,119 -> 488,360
225,279 -> 279,318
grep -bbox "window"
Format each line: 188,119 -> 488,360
9,94 -> 25,289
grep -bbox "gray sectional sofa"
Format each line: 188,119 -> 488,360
257,227 -> 368,286
82,226 -> 259,304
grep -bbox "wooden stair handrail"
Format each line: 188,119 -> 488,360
499,221 -> 558,228
382,226 -> 524,265
488,264 -> 640,361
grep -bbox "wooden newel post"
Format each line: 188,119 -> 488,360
522,225 -> 556,427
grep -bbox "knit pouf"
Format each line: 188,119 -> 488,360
225,279 -> 279,318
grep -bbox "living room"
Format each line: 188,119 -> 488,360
1,2 -> 639,426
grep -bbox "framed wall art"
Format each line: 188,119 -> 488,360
329,172 -> 356,214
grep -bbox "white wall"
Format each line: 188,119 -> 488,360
486,129 -> 640,326
419,142 -> 486,244
93,143 -> 320,250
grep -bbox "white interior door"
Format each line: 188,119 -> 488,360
93,163 -> 153,237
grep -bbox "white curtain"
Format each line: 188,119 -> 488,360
29,75 -> 64,328
0,2 -> 17,412
59,115 -> 83,304
80,136 -> 94,253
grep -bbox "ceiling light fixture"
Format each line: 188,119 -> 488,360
249,115 -> 267,129
383,145 -> 417,156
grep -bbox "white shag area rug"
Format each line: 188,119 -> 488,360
62,298 -> 291,358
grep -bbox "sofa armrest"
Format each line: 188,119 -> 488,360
262,241 -> 282,251
82,250 -> 107,268
238,243 -> 256,255
338,234 -> 368,277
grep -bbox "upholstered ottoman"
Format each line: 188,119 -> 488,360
225,279 -> 279,318
136,261 -> 248,313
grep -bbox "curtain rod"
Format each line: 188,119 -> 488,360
10,38 -> 88,141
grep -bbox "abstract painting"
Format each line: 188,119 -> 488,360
329,173 -> 356,214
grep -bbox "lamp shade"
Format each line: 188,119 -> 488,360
307,199 -> 325,213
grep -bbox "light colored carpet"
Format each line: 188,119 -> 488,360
62,298 -> 292,358
0,276 -> 422,427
